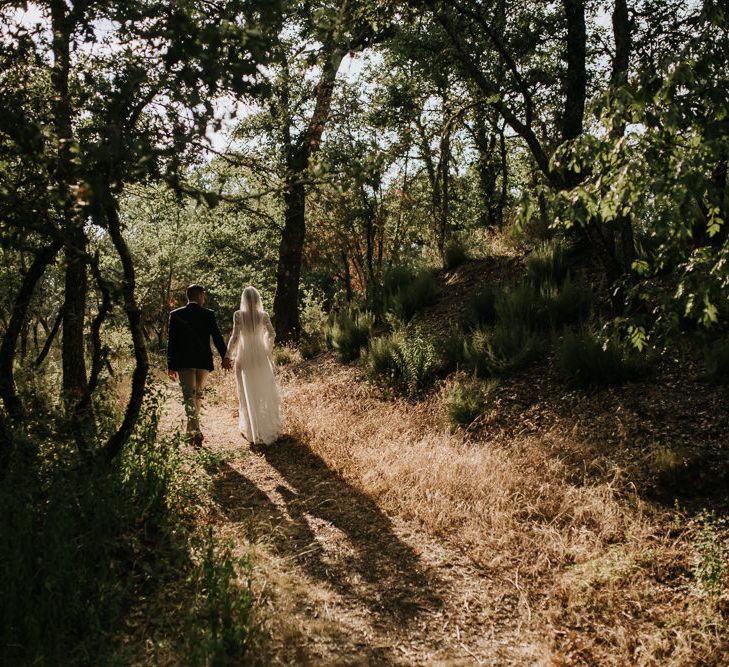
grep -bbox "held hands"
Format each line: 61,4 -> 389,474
168,369 -> 177,381
222,357 -> 233,371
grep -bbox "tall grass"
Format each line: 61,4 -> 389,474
443,379 -> 498,427
386,268 -> 440,323
557,331 -> 647,388
0,389 -> 260,665
326,307 -> 374,362
366,329 -> 439,398
525,240 -> 568,288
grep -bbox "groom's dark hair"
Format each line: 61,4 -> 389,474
186,284 -> 205,301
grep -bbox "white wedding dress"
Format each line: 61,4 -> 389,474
226,309 -> 281,444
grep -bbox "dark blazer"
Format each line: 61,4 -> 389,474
167,302 -> 227,372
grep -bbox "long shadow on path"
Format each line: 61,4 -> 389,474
212,436 -> 443,626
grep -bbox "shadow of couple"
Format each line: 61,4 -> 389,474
212,435 -> 443,625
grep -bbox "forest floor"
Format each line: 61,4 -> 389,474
160,259 -> 729,665
164,371 -> 537,665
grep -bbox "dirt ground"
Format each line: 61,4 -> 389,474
165,371 -> 545,665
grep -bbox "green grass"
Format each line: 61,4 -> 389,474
326,307 -> 375,362
444,238 -> 469,270
464,286 -> 498,330
366,329 -> 439,398
444,379 -> 498,427
0,390 -> 260,665
557,331 -> 648,388
525,240 -> 568,288
386,268 -> 440,323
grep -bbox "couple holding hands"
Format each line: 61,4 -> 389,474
167,284 -> 281,447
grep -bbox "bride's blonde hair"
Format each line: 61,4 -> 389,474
240,286 -> 265,332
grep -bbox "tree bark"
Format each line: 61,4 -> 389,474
50,2 -> 91,416
0,241 -> 61,421
102,196 -> 150,462
611,0 -> 636,268
35,305 -> 65,368
273,46 -> 345,342
562,0 -> 587,188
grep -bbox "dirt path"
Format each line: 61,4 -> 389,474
164,376 -> 539,665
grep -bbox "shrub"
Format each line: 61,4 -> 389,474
272,345 -> 299,366
557,331 -> 647,388
438,328 -> 469,373
299,288 -> 328,358
386,268 -> 440,323
367,330 -> 439,398
394,330 -> 440,398
487,322 -> 546,375
444,379 -> 498,427
704,338 -> 729,383
444,238 -> 469,270
544,276 -> 593,328
691,512 -> 728,599
495,283 -> 550,331
326,308 -> 374,362
366,334 -> 401,382
461,324 -> 544,378
0,391 -> 260,665
184,530 -> 260,664
464,285 -> 498,330
526,240 -> 568,288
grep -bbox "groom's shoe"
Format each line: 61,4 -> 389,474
190,431 -> 204,447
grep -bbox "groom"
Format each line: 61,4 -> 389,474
167,284 -> 232,445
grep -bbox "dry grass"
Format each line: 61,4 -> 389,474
276,357 -> 728,665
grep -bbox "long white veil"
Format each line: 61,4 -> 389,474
240,286 -> 264,333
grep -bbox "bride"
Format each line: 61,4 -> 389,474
225,286 -> 281,445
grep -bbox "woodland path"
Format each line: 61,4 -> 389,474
163,372 -> 538,666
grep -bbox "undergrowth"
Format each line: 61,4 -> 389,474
0,388 -> 260,665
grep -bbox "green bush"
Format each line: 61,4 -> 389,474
526,240 -> 568,288
394,330 -> 440,398
703,338 -> 729,384
487,322 -> 546,374
557,331 -> 647,388
444,238 -> 469,270
386,268 -> 440,323
0,391 -> 260,665
299,287 -> 328,358
461,324 -> 544,378
464,285 -> 498,330
366,330 -> 439,398
184,530 -> 260,664
326,307 -> 374,362
495,283 -> 550,331
444,379 -> 498,427
438,328 -> 469,373
272,345 -> 296,365
366,334 -> 401,382
544,276 -> 593,328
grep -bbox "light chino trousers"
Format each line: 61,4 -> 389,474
177,368 -> 209,434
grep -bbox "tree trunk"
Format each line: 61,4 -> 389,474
273,178 -> 307,342
562,0 -> 587,188
102,196 -> 150,462
438,124 -> 451,263
273,46 -> 345,342
62,237 -> 89,409
50,2 -> 91,419
498,125 -> 508,227
611,0 -> 636,268
35,305 -> 64,368
0,241 -> 61,421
